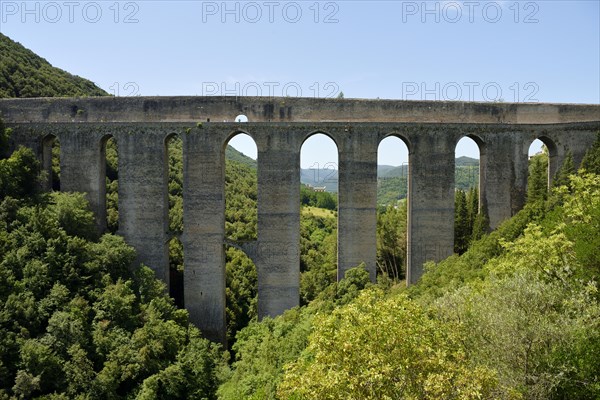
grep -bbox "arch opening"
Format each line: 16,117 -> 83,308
101,135 -> 119,233
376,135 -> 409,282
454,136 -> 484,255
300,133 -> 338,305
234,114 -> 249,123
224,132 -> 258,347
42,134 -> 60,191
527,137 -> 556,203
165,133 -> 184,308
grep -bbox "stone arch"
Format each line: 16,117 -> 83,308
454,134 -> 485,194
537,135 -> 560,186
529,135 -> 559,189
379,132 -> 412,154
223,129 -> 258,157
300,131 -> 339,190
300,130 -> 341,157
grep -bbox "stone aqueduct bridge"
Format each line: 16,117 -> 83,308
1,97 -> 599,343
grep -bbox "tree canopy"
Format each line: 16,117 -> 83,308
0,33 -> 108,98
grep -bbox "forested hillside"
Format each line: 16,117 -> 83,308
0,121 -> 226,399
2,115 -> 599,399
218,133 -> 600,400
0,34 -> 108,98
2,33 -> 598,399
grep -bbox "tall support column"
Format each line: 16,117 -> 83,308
407,132 -> 455,285
256,129 -> 301,319
337,131 -> 378,282
117,129 -> 169,284
183,127 -> 226,344
480,134 -> 528,230
59,129 -> 105,229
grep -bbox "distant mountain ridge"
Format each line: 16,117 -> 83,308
0,33 -> 108,98
300,156 -> 480,193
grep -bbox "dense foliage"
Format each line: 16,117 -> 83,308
2,37 -> 599,398
219,133 -> 600,399
0,34 -> 108,98
300,185 -> 337,211
0,123 -> 225,399
376,201 -> 407,280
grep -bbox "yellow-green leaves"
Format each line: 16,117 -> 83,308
279,289 -> 498,400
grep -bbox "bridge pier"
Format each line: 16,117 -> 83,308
58,129 -> 107,229
256,129 -> 301,319
407,130 -> 455,285
480,133 -> 529,229
117,129 -> 170,284
337,130 -> 378,281
183,127 -> 227,344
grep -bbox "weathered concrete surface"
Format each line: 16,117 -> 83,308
255,128 -> 301,318
478,132 -> 529,229
183,126 -> 227,343
117,128 -> 170,284
1,96 -> 598,124
337,128 -> 378,281
2,96 -> 598,344
406,130 -> 456,284
59,128 -> 108,229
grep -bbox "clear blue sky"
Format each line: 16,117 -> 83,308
1,0 -> 598,166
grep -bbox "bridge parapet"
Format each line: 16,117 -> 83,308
1,96 -> 598,124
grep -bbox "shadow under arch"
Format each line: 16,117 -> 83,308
42,133 -> 59,191
376,134 -> 411,282
99,133 -> 119,233
164,132 -> 184,307
530,135 -> 559,188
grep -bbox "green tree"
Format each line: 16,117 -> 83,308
0,146 -> 41,200
553,151 -> 574,188
527,153 -> 548,204
436,221 -> 600,399
580,131 -> 600,174
279,289 -> 498,400
471,211 -> 489,242
0,33 -> 109,98
466,187 -> 479,228
47,192 -> 98,240
454,189 -> 470,254
376,202 -> 407,280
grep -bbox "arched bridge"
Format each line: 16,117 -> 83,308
1,96 -> 599,343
